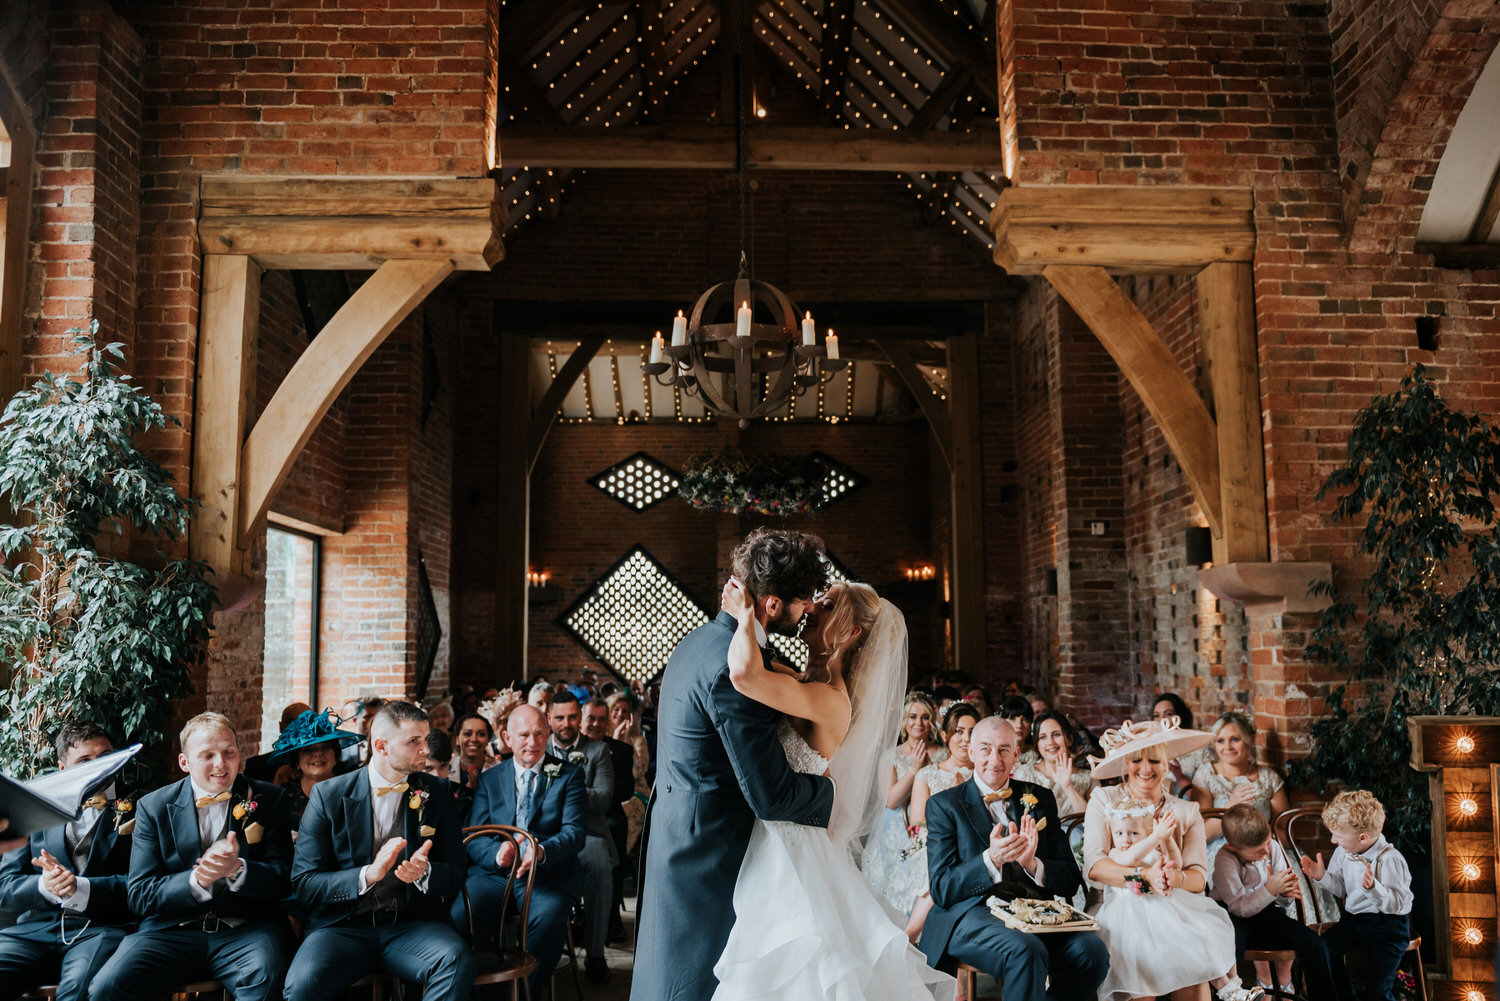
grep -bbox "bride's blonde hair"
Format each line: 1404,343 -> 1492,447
816,582 -> 883,685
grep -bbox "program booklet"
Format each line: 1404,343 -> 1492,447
0,744 -> 143,837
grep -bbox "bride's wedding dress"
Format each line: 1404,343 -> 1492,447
711,721 -> 956,1001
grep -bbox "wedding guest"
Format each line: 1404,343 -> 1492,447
91,713 -> 293,1001
1083,714 -> 1221,1001
338,696 -> 386,770
1013,710 -> 1094,816
479,684 -> 524,760
0,723 -> 136,1001
1025,690 -> 1054,718
922,717 -> 1108,999
605,691 -> 651,855
998,696 -> 1039,765
283,701 -> 474,1001
457,705 -> 586,997
962,685 -> 992,718
584,696 -> 634,944
269,709 -> 361,830
450,713 -> 498,791
528,681 -> 555,715
1189,712 -> 1289,844
425,698 -> 455,737
863,692 -> 946,917
931,685 -> 961,713
243,701 -> 314,783
1153,693 -> 1212,797
1301,791 -> 1413,1001
1213,804 -> 1335,998
425,730 -> 453,781
547,689 -> 616,984
904,701 -> 978,944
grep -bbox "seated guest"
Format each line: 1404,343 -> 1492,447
1190,712 -> 1290,844
426,698 -> 455,737
91,713 -> 293,1001
527,681 -> 554,715
338,697 -> 386,771
546,689 -> 616,984
583,696 -> 633,943
1012,710 -> 1094,816
923,716 -> 1107,1001
425,729 -> 454,781
1153,693 -> 1212,797
283,701 -> 474,1001
269,709 -> 361,831
1213,804 -> 1334,997
242,702 -> 314,783
457,704 -> 586,997
450,713 -> 498,791
997,695 -> 1039,765
0,723 -> 136,1001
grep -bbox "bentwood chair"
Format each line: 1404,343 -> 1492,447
954,961 -> 1002,1001
460,825 -> 541,1001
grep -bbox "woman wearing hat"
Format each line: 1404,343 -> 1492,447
269,709 -> 363,830
1083,715 -> 1238,1000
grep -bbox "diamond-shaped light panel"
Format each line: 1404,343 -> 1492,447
810,452 -> 869,508
560,546 -> 708,685
767,554 -> 857,670
589,452 -> 682,512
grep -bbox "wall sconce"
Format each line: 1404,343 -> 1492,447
527,571 -> 550,587
1458,796 -> 1479,818
1461,861 -> 1482,882
1185,525 -> 1214,566
903,564 -> 936,582
1463,926 -> 1484,946
1456,733 -> 1476,755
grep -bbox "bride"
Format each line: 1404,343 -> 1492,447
711,578 -> 955,1001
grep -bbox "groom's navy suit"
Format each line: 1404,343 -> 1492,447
456,754 -> 586,995
632,610 -> 836,1001
0,795 -> 135,1001
923,778 -> 1108,1001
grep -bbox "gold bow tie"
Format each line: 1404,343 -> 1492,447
376,782 -> 410,797
982,789 -> 1012,804
84,794 -> 108,810
195,791 -> 232,808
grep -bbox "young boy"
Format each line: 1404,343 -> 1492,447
1300,789 -> 1414,1001
1212,804 -> 1335,998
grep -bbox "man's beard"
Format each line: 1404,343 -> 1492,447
767,603 -> 804,637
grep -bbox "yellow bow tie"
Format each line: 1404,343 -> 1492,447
982,789 -> 1012,804
376,782 -> 410,797
195,791 -> 232,808
84,794 -> 108,810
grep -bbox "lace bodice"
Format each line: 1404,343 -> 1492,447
779,720 -> 831,775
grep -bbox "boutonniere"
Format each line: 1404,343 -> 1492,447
114,798 -> 135,836
543,762 -> 563,788
1016,791 -> 1048,831
408,787 -> 430,810
567,750 -> 586,766
232,797 -> 265,844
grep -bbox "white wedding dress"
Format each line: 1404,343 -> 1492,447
711,721 -> 956,1001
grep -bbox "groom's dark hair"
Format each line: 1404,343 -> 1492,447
731,528 -> 828,603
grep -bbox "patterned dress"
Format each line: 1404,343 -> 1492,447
862,744 -> 948,913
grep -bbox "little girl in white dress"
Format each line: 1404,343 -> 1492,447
1094,798 -> 1263,1001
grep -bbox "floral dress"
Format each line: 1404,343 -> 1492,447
862,744 -> 947,913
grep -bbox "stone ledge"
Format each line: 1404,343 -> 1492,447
1198,561 -> 1332,616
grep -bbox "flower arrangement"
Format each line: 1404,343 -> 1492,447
899,822 -> 927,862
678,448 -> 827,517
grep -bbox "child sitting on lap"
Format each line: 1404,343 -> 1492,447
1300,790 -> 1413,1001
1211,804 -> 1335,997
1095,798 -> 1263,1001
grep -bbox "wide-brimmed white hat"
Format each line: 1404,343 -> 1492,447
1087,715 -> 1213,780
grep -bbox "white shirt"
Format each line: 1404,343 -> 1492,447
1314,835 -> 1412,915
36,787 -> 112,912
187,780 -> 248,902
358,761 -> 431,895
972,776 -> 1046,887
1211,839 -> 1295,917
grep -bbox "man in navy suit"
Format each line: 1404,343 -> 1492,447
923,716 -> 1109,1001
283,700 -> 474,1001
545,689 -> 615,983
91,712 -> 294,1001
631,528 -> 837,1001
0,723 -> 136,1001
457,703 -> 587,996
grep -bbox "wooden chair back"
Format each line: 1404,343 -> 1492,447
460,825 -> 540,954
1275,804 -> 1336,927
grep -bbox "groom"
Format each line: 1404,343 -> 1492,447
631,527 -> 837,1001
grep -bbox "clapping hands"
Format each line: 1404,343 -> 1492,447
1266,866 -> 1302,899
1299,851 -> 1326,881
193,832 -> 242,889
988,814 -> 1039,872
34,849 -> 77,899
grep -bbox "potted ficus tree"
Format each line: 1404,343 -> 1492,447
1292,364 -> 1500,968
0,322 -> 216,781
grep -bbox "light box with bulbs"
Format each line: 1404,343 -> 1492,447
1409,716 -> 1500,1001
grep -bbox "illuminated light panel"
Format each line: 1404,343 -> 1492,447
560,546 -> 708,686
766,553 -> 858,669
588,452 -> 682,512
809,452 -> 869,508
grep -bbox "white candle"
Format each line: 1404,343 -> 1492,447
671,310 -> 687,346
736,301 -> 752,339
649,332 -> 665,364
802,311 -> 816,346
825,330 -> 839,360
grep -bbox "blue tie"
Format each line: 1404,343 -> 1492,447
517,769 -> 536,830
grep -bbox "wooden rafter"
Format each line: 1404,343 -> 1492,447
528,336 -> 604,471
819,0 -> 855,121
879,337 -> 953,468
498,123 -> 1008,171
878,0 -> 997,106
906,65 -> 975,131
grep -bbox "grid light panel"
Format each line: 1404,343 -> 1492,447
588,452 -> 682,512
560,546 -> 708,685
767,554 -> 857,669
812,452 -> 869,508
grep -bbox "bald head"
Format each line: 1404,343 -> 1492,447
970,715 -> 1020,789
506,704 -> 549,769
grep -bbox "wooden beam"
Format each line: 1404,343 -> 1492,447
1417,241 -> 1500,270
1043,264 -> 1225,536
947,327 -> 985,677
190,255 -> 261,577
994,186 -> 1256,275
1197,261 -> 1268,563
497,124 -> 1009,172
1470,161 -> 1500,244
906,66 -> 975,132
879,337 -> 953,468
497,326 -> 533,680
528,336 -> 604,471
0,68 -> 34,404
819,0 -> 854,122
879,0 -> 998,106
198,176 -> 504,270
238,259 -> 453,542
